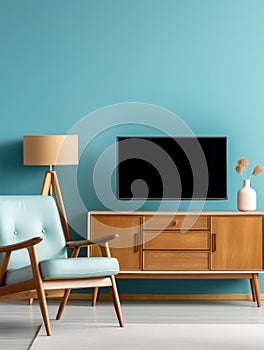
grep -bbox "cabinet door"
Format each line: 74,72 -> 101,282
211,216 -> 263,270
89,215 -> 141,271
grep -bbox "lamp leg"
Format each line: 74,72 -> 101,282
41,170 -> 71,242
51,171 -> 72,242
41,171 -> 53,196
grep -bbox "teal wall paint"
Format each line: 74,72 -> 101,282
1,0 -> 264,294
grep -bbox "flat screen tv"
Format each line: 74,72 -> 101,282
117,136 -> 227,200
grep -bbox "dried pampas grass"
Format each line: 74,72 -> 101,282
252,164 -> 264,177
237,158 -> 249,168
235,158 -> 264,180
235,165 -> 243,175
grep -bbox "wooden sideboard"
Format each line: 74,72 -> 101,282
88,211 -> 264,306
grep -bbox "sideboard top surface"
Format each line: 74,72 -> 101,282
88,211 -> 264,216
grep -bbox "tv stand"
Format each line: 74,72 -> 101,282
88,211 -> 264,306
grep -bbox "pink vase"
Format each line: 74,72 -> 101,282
237,179 -> 256,212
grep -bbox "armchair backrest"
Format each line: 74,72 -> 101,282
0,196 -> 67,270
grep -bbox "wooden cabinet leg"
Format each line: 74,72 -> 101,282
252,273 -> 261,307
250,278 -> 256,302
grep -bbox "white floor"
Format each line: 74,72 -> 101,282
0,298 -> 264,349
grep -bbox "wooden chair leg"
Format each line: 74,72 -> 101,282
28,298 -> 34,305
92,287 -> 100,306
110,276 -> 124,327
252,273 -> 261,307
250,278 -> 256,302
36,286 -> 52,336
56,289 -> 71,320
28,246 -> 52,336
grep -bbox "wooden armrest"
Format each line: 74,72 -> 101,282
0,237 -> 43,253
66,234 -> 118,248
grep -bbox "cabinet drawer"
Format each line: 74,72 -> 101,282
143,231 -> 209,250
143,251 -> 209,270
143,215 -> 209,230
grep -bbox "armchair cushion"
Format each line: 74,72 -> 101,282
40,257 -> 120,279
4,264 -> 34,285
0,196 -> 67,270
5,257 -> 120,285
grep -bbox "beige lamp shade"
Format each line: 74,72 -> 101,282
23,135 -> 78,166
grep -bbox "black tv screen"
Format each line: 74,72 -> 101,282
117,136 -> 227,200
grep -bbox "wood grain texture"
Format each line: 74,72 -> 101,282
143,251 -> 209,270
211,216 -> 263,270
88,211 -> 264,304
143,215 -> 209,230
90,215 -> 142,270
143,230 -> 209,250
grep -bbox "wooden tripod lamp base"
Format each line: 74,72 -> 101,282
41,170 -> 71,242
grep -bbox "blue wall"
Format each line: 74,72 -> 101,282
1,0 -> 264,294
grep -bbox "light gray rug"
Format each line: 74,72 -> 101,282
30,323 -> 264,350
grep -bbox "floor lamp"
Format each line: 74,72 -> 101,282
23,135 -> 78,242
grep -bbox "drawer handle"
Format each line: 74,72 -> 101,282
212,233 -> 217,252
172,220 -> 179,226
134,233 -> 139,253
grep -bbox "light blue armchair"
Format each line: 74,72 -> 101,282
0,196 -> 124,335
